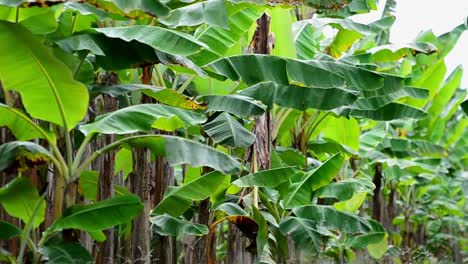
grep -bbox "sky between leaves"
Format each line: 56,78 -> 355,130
352,0 -> 468,87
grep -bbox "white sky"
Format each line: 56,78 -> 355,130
352,0 -> 468,87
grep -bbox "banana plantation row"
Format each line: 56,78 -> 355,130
0,0 -> 467,263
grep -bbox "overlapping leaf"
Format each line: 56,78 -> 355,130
203,112 -> 255,148
115,135 -> 241,174
47,194 -> 143,233
79,104 -> 206,135
152,171 -> 226,216
282,153 -> 345,208
0,22 -> 89,129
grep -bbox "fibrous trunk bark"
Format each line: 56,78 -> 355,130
91,72 -> 120,263
127,66 -> 154,263
151,151 -> 176,264
226,13 -> 273,264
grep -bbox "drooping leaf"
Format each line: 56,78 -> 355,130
279,216 -> 323,253
334,191 -> 368,213
215,203 -> 248,216
282,153 -> 345,208
78,171 -> 129,202
239,82 -> 357,111
47,194 -> 143,233
0,141 -> 52,172
328,28 -> 362,58
160,0 -> 228,28
315,178 -> 374,201
353,87 -> 429,110
189,4 -> 264,65
0,5 -> 58,34
79,104 -> 206,135
0,177 -> 45,228
91,26 -> 209,57
350,103 -> 426,120
203,112 -> 255,148
0,221 -> 21,240
40,243 -> 93,264
153,171 -> 226,217
233,166 -> 299,187
208,55 -> 345,88
367,233 -> 389,259
98,0 -> 170,18
0,21 -> 89,129
56,29 -> 209,71
367,43 -> 437,62
0,103 -> 54,142
114,148 -> 133,179
270,6 -> 296,58
150,214 -> 209,236
293,205 -> 371,233
203,94 -> 266,116
321,116 -> 360,151
119,135 -> 241,174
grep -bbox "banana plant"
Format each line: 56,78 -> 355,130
0,0 -> 466,263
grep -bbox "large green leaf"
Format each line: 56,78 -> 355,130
239,82 -> 358,111
203,94 -> 266,116
350,103 -> 426,120
40,243 -> 93,264
96,0 -> 170,18
78,171 -> 129,202
0,103 -> 54,142
92,26 -> 209,57
285,204 -> 371,234
189,4 -> 264,65
160,0 -> 228,28
278,215 -> 322,253
315,178 -> 374,201
270,6 -> 296,58
79,104 -> 206,135
233,166 -> 299,187
365,43 -> 437,62
0,5 -> 58,34
0,221 -> 21,240
0,177 -> 45,228
352,86 -> 429,110
208,55 -> 345,88
118,135 -> 241,174
280,206 -> 374,254
152,171 -> 225,216
320,116 -> 360,151
56,26 -> 210,71
47,194 -> 143,233
0,141 -> 52,172
203,112 -> 255,148
282,153 -> 344,208
150,214 -> 209,236
0,22 -> 89,129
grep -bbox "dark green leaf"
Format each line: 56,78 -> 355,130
153,171 -> 225,217
48,194 -> 143,233
0,221 -> 21,240
0,177 -> 45,227
40,243 -> 93,264
203,112 -> 255,148
150,214 -> 208,236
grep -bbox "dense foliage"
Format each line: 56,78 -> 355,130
0,0 -> 467,263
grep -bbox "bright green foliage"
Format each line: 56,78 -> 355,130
0,0 -> 466,263
0,177 -> 45,228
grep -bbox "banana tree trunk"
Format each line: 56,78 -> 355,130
128,66 -> 154,263
226,13 -> 273,264
93,74 -> 119,263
